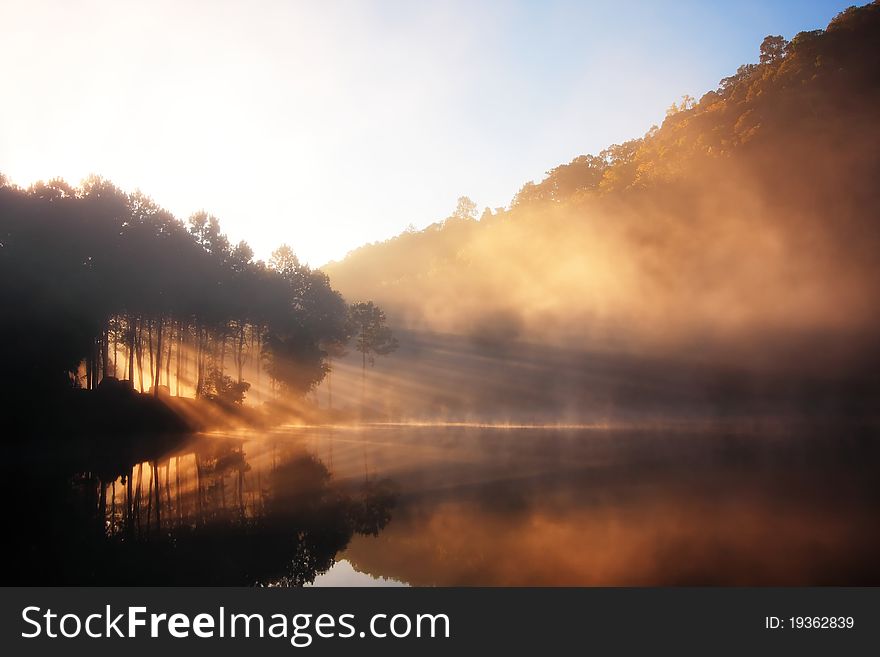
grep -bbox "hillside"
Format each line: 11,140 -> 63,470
320,3 -> 880,420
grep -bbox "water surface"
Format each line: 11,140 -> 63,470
7,422 -> 879,585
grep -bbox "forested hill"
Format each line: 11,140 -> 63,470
324,2 -> 880,363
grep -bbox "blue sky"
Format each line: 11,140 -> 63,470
0,0 -> 857,265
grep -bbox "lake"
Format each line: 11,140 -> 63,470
6,422 -> 879,585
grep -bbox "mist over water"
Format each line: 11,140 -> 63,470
6,423 -> 879,586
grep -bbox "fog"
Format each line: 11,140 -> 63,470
322,92 -> 880,421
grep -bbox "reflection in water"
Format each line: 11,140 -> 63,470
6,422 -> 880,585
307,423 -> 880,586
7,433 -> 396,586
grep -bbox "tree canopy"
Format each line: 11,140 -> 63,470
0,177 -> 354,414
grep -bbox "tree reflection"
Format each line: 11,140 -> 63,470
8,435 -> 396,586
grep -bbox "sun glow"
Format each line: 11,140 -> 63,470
3,0 -> 837,266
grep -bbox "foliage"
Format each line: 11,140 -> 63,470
349,301 -> 399,367
204,368 -> 251,406
0,177 -> 353,406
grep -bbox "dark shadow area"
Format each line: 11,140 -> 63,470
0,178 -> 358,435
3,433 -> 397,585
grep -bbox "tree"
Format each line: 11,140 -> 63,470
261,244 -> 350,398
666,94 -> 696,117
453,196 -> 477,220
1,175 -> 353,427
511,181 -> 542,207
268,244 -> 300,278
719,63 -> 758,93
348,301 -> 398,404
759,35 -> 788,65
204,368 -> 251,406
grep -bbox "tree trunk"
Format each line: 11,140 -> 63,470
112,319 -> 119,379
195,457 -> 204,523
237,323 -> 245,383
153,319 -> 163,397
195,326 -> 204,397
128,317 -> 135,384
110,480 -> 116,535
153,461 -> 161,533
146,464 -> 153,533
136,319 -> 144,393
165,322 -> 173,388
85,351 -> 92,391
175,456 -> 181,522
147,320 -> 155,393
126,467 -> 133,535
98,478 -> 106,531
219,330 -> 226,377
101,323 -> 110,381
254,328 -> 261,404
134,463 -> 143,533
176,323 -> 183,397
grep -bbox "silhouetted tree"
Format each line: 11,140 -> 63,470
0,178 -> 352,427
759,34 -> 788,64
348,301 -> 398,403
205,368 -> 251,406
260,245 -> 350,396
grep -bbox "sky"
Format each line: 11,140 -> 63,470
0,0 -> 857,266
